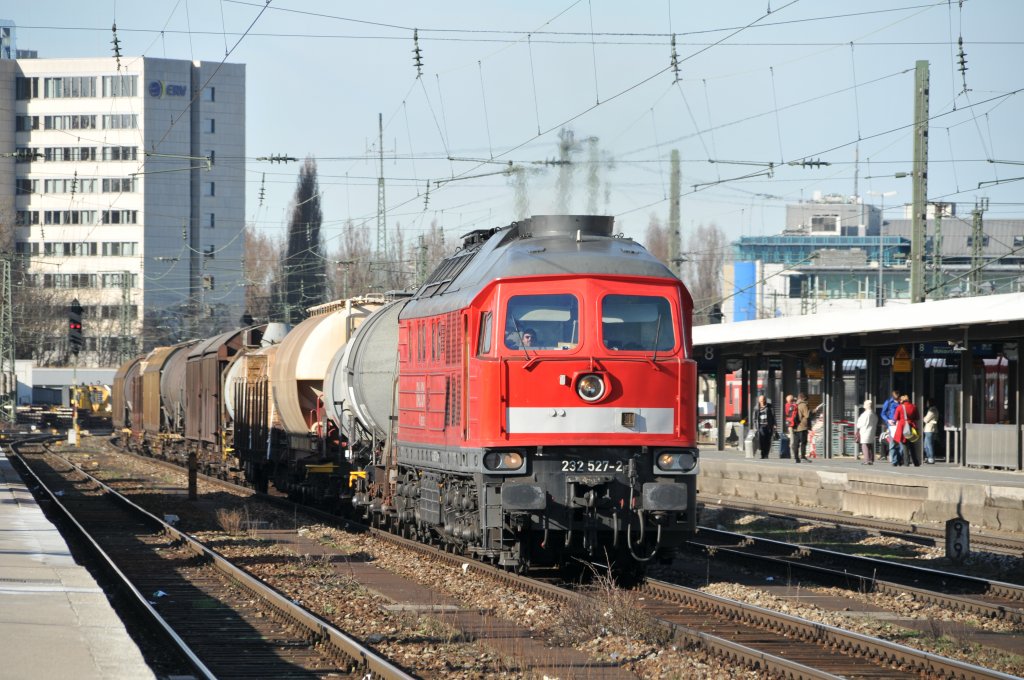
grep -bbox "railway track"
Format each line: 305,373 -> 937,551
687,527 -> 1024,624
701,494 -> 1024,557
370,513 -> 1021,679
12,442 -> 411,680
92,440 -> 1022,678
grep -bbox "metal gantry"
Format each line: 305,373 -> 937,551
0,256 -> 15,424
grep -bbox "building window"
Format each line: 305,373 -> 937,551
16,211 -> 40,226
101,114 -> 137,129
15,179 -> 37,195
102,242 -> 138,256
204,245 -> 215,259
205,213 -> 216,228
15,147 -> 39,162
205,181 -> 215,196
966,235 -> 990,248
101,146 -> 138,161
44,210 -> 97,225
1014,236 -> 1024,247
102,75 -> 138,97
101,210 -> 138,225
810,215 -> 838,232
205,149 -> 215,166
202,86 -> 215,102
15,115 -> 39,131
43,114 -> 97,130
204,118 -> 215,134
43,178 -> 96,194
16,76 -> 38,100
42,273 -> 98,289
102,177 -> 134,193
43,76 -> 97,98
44,147 -> 97,162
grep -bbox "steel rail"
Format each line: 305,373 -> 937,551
100,442 -> 1018,679
641,577 -> 1021,680
17,445 -> 413,680
694,526 -> 1024,616
10,443 -> 217,680
701,494 -> 1024,556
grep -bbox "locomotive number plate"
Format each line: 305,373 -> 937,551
561,460 -> 623,473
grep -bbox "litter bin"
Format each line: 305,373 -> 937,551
744,431 -> 756,459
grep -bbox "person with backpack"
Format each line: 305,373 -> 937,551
783,394 -> 796,433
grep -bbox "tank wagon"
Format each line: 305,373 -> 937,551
234,298 -> 384,501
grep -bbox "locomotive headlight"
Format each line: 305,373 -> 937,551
576,373 -> 606,402
657,453 -> 678,470
655,448 -> 699,473
483,449 -> 526,472
502,451 -> 524,469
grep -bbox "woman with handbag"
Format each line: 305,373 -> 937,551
856,400 -> 879,464
893,394 -> 921,467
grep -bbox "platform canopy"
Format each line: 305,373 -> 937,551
693,292 -> 1024,347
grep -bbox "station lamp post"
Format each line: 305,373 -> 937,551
868,191 -> 897,307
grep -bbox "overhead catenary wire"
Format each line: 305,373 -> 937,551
16,1 -> 1024,325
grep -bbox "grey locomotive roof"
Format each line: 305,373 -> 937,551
403,215 -> 676,319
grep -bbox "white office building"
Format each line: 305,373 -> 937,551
0,53 -> 245,366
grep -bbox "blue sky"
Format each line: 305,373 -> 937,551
9,0 -> 1024,249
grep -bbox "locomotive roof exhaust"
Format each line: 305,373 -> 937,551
522,214 -> 613,239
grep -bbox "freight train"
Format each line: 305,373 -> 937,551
112,215 -> 699,571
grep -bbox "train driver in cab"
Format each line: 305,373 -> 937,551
507,327 -> 544,349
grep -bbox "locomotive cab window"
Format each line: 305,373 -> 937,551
601,295 -> 675,351
504,294 -> 579,350
477,311 -> 493,355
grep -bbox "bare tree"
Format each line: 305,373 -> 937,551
682,223 -> 727,325
644,214 -> 670,265
243,223 -> 280,322
331,219 -> 375,299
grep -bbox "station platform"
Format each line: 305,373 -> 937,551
0,449 -> 155,680
698,446 -> 1024,536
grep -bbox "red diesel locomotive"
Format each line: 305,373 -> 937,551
326,214 -> 698,570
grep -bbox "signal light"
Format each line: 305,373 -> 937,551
68,298 -> 84,355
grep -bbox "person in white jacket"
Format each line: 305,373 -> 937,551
856,399 -> 879,464
922,404 -> 939,464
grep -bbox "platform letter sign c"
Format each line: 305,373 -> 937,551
821,336 -> 837,355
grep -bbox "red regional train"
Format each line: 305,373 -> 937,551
113,214 -> 699,572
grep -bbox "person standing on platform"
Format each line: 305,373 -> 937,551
754,394 -> 777,459
922,402 -> 939,464
856,399 -> 879,464
783,394 -> 796,434
894,394 -> 920,466
881,389 -> 901,464
792,393 -> 810,463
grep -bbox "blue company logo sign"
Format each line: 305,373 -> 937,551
148,80 -> 188,98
